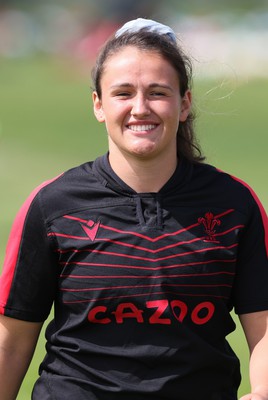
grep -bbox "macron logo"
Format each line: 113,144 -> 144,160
80,220 -> 100,241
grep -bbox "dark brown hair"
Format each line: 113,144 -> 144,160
92,29 -> 205,163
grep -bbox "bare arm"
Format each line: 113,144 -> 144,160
0,314 -> 43,400
239,310 -> 268,400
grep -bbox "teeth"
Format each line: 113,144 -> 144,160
128,124 -> 156,132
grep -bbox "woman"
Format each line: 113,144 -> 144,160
0,18 -> 267,400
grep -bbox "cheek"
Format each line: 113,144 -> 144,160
102,108 -> 124,133
158,99 -> 180,118
102,97 -> 126,115
163,106 -> 181,128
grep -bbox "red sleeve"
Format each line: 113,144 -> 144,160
231,175 -> 268,257
231,180 -> 268,314
0,177 -> 61,322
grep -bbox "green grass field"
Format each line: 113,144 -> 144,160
0,56 -> 267,399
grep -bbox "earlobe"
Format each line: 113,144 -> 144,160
179,90 -> 192,122
92,91 -> 105,122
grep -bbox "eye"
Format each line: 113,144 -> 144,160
117,92 -> 131,97
111,87 -> 133,98
150,91 -> 166,97
149,85 -> 173,98
112,91 -> 132,99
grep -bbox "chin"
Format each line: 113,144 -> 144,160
128,141 -> 159,156
130,147 -> 157,158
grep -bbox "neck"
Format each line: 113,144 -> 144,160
108,150 -> 178,193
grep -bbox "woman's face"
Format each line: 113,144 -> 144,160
93,46 -> 191,162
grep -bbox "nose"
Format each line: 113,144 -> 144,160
131,94 -> 150,117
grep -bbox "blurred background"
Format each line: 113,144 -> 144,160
0,0 -> 268,398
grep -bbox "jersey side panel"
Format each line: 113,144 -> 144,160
230,174 -> 268,256
0,175 -> 62,314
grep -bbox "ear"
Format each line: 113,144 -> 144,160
92,91 -> 105,123
179,90 -> 192,122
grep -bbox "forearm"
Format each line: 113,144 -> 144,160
0,315 -> 43,400
0,345 -> 34,400
248,336 -> 268,398
239,311 -> 268,400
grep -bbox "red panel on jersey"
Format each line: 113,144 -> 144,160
0,175 -> 62,314
230,174 -> 268,257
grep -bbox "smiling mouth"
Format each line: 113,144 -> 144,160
127,124 -> 157,132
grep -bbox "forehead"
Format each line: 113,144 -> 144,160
102,46 -> 179,83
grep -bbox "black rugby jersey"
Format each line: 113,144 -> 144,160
1,154 -> 268,400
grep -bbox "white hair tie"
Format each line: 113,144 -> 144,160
115,18 -> 176,43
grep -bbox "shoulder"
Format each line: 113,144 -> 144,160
192,162 -> 266,216
41,161 -> 95,193
18,161 -> 97,221
193,161 -> 257,196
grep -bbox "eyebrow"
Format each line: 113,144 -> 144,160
110,83 -> 174,91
